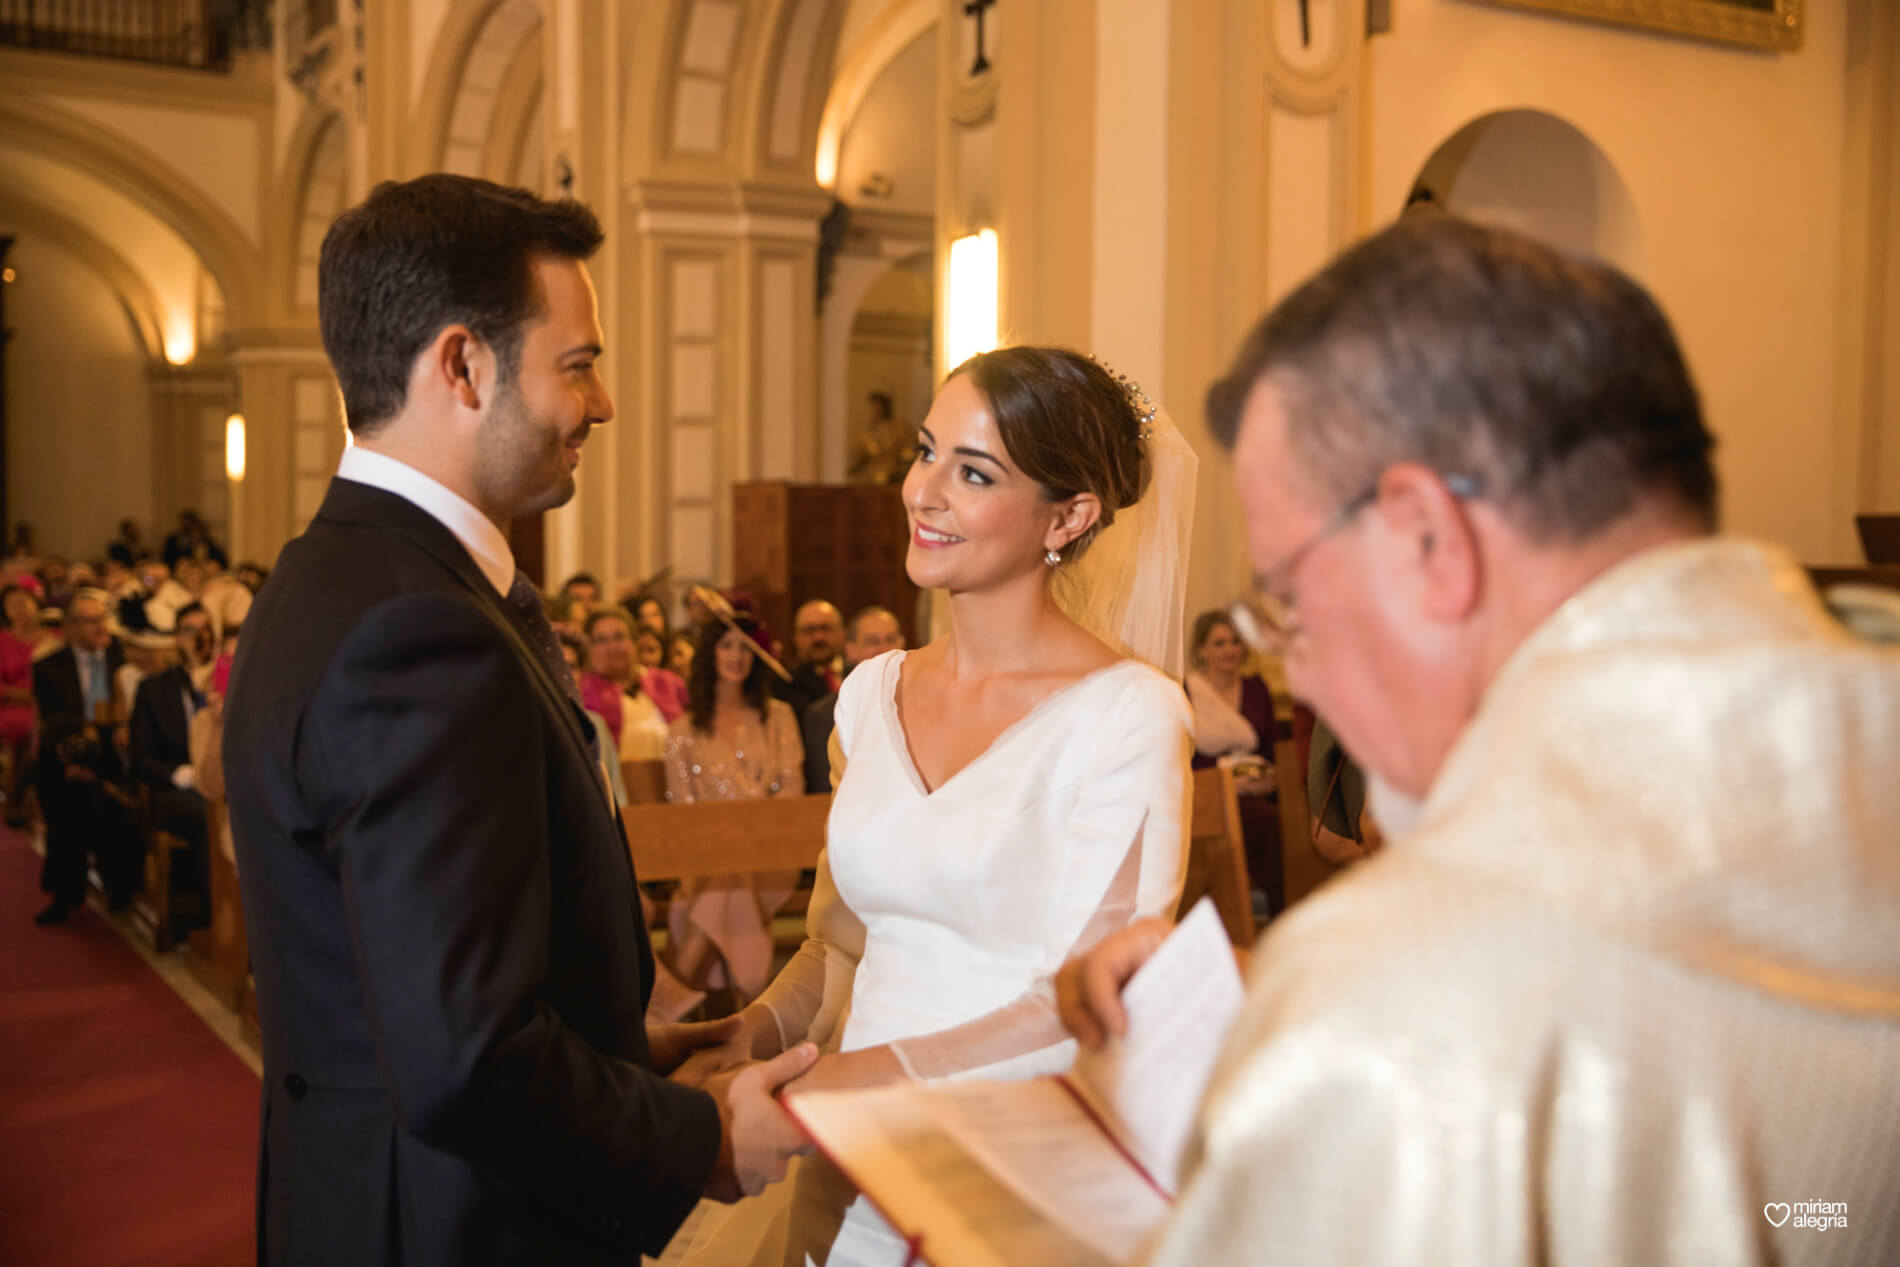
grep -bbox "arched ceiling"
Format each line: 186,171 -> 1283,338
0,144 -> 219,364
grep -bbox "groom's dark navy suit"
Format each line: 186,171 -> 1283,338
224,478 -> 719,1266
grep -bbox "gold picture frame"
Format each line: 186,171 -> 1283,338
1464,0 -> 1802,52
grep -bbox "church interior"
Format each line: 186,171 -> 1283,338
1,0 -> 1896,1261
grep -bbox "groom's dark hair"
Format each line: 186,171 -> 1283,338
319,173 -> 603,437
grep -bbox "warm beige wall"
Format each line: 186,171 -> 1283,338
5,237 -> 157,558
1363,0 -> 1865,564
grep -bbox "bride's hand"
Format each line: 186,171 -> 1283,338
783,1047 -> 905,1097
671,1006 -> 780,1086
650,1015 -> 742,1080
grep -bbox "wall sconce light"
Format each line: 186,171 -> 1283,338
164,325 -> 195,366
945,228 -> 999,371
225,413 -> 247,483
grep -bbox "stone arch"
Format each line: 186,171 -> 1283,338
483,28 -> 545,190
1409,109 -> 1645,275
266,105 -> 349,322
738,0 -> 850,181
0,191 -> 165,362
0,94 -> 260,328
814,0 -> 935,190
411,0 -> 543,177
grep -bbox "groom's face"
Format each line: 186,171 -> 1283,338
472,255 -> 613,519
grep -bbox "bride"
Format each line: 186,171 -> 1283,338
676,346 -> 1198,1266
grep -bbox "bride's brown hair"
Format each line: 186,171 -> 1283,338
950,347 -> 1150,560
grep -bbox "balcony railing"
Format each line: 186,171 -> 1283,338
0,0 -> 245,71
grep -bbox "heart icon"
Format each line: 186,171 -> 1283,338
1764,1203 -> 1792,1228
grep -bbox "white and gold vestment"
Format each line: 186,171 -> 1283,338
1145,539 -> 1900,1267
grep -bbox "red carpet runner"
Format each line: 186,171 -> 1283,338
0,823 -> 258,1266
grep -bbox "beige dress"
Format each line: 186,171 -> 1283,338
1144,539 -> 1900,1267
661,699 -> 804,998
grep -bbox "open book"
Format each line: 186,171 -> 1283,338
782,900 -> 1245,1267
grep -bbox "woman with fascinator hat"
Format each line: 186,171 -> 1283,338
672,346 -> 1199,1266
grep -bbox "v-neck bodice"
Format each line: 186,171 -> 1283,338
823,650 -> 1195,1072
882,652 -> 1152,799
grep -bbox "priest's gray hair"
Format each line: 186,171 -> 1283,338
1205,215 -> 1718,542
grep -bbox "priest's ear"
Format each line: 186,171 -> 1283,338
1367,463 -> 1480,622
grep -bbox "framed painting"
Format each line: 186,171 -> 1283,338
1463,0 -> 1803,52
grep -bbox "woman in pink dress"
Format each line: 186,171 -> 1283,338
1,585 -> 43,824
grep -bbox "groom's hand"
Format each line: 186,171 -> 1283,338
703,1043 -> 819,1201
1056,918 -> 1174,1049
648,1015 -> 742,1079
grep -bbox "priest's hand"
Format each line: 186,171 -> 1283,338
1056,917 -> 1174,1049
648,1014 -> 742,1080
702,1044 -> 820,1201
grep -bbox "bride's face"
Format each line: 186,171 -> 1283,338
902,375 -> 1066,593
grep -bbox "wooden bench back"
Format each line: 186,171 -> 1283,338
620,793 -> 832,881
1179,765 -> 1256,946
620,758 -> 669,806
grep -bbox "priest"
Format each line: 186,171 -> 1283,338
1062,215 -> 1900,1265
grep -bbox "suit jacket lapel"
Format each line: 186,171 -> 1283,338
313,479 -> 599,774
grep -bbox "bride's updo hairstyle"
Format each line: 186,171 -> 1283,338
951,346 -> 1151,561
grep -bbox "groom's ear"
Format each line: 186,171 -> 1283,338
1046,493 -> 1103,552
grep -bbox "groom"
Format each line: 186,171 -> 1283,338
224,174 -> 815,1266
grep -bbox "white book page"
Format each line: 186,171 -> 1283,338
787,1084 -> 1121,1267
1068,898 -> 1245,1194
918,1078 -> 1172,1263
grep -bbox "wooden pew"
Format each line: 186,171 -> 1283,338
1177,765 -> 1256,946
185,797 -> 250,1011
620,793 -> 832,880
130,790 -> 193,952
620,758 -> 668,806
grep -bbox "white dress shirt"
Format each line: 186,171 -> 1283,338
337,446 -> 515,596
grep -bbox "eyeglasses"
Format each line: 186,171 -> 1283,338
1230,471 -> 1481,653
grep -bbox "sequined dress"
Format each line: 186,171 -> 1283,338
1144,539 -> 1900,1267
661,699 -> 804,996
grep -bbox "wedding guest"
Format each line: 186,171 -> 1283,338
38,557 -> 74,614
662,613 -> 804,1002
800,605 -> 905,794
32,589 -> 137,922
1060,215 -> 1900,1266
560,571 -> 601,604
581,608 -> 670,760
4,581 -> 60,662
115,630 -> 174,720
129,601 -> 219,930
773,599 -> 844,719
631,594 -> 670,639
666,628 -> 697,679
161,509 -> 228,570
0,584 -> 39,825
629,626 -> 692,721
558,629 -> 628,806
1185,609 -> 1283,916
107,518 -> 145,566
233,561 -> 268,593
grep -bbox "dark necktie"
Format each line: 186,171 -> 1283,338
506,571 -> 584,710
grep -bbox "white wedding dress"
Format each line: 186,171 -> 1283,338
676,648 -> 1193,1267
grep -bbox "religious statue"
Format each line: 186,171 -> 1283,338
848,391 -> 912,486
